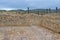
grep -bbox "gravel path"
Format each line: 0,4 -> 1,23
0,26 -> 59,40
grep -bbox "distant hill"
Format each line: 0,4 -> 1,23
9,9 -> 25,12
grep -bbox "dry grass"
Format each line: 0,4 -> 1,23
40,13 -> 60,33
0,13 -> 60,34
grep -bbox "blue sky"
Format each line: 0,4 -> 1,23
0,0 -> 60,10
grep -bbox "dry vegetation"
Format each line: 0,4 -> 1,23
0,12 -> 60,40
0,12 -> 60,33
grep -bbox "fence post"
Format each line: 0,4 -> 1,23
27,7 -> 29,14
45,9 -> 49,13
49,8 -> 51,13
56,7 -> 58,13
38,9 -> 39,15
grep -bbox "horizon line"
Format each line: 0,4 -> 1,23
0,7 -> 60,10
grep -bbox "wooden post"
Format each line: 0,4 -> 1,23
27,7 -> 29,14
56,7 -> 58,13
38,9 -> 39,15
49,8 -> 51,13
45,9 -> 48,13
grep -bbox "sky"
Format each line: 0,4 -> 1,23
0,0 -> 60,10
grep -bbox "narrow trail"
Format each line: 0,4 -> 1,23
0,26 -> 59,40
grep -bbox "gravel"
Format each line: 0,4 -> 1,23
0,26 -> 59,40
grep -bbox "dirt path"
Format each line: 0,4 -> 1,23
0,26 -> 59,40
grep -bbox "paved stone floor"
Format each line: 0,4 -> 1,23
0,26 -> 59,40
